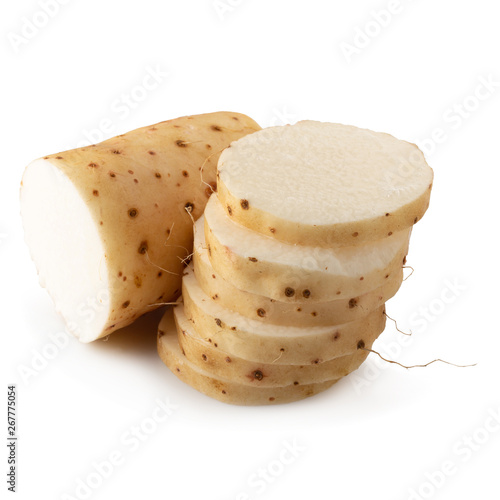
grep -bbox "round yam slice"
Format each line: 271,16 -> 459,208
193,223 -> 403,326
181,265 -> 386,365
204,195 -> 410,302
217,121 -> 433,247
175,303 -> 374,386
157,308 -> 339,406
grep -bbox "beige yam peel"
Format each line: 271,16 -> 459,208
182,266 -> 387,365
204,196 -> 410,302
217,121 -> 433,247
175,303 -> 375,386
21,112 -> 261,342
193,223 -> 403,326
158,308 -> 338,406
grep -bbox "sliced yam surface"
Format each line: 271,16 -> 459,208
158,308 -> 338,406
182,266 -> 386,365
218,121 -> 433,247
204,196 -> 410,301
175,302 -> 374,386
193,224 -> 403,326
21,112 -> 260,342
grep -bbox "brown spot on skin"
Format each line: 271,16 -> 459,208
176,140 -> 188,147
134,276 -> 142,288
385,274 -> 390,279
122,300 -> 130,308
56,156 -> 63,160
207,244 -> 211,256
240,199 -> 249,210
285,287 -> 295,297
149,150 -> 156,155
269,397 -> 275,402
158,330 -> 165,337
403,256 -> 407,265
43,156 -> 49,160
296,308 -> 302,312
128,170 -> 134,174
211,125 -> 222,132
166,228 -> 171,236
248,257 -> 258,262
185,202 -> 194,213
208,338 -> 212,343
357,340 -> 365,349
221,390 -> 226,394
155,172 -> 161,178
118,272 -> 123,277
128,208 -> 138,218
182,171 -> 189,178
205,182 -> 216,198
257,308 -> 266,317
232,116 -> 239,120
150,127 -> 158,131
157,271 -> 163,277
93,190 -> 99,196
134,179 -> 139,184
231,327 -> 236,331
123,276 -> 127,281
302,289 -> 311,299
360,276 -> 364,281
212,274 -> 216,279
138,241 -> 148,254
311,311 -> 317,317
253,370 -> 264,381
225,357 -> 231,363
336,291 -> 341,295
214,343 -> 218,347
176,367 -> 180,372
212,294 -> 219,300
386,213 -> 390,216
293,381 -> 299,386
88,162 -> 99,168
349,298 -> 358,309
352,232 -> 359,237
201,354 -> 207,361
112,150 -> 121,155
109,171 -> 116,178
227,205 -> 233,216
333,332 -> 341,341
154,203 -> 159,208
388,231 -> 393,236
269,227 -> 276,234
215,318 -> 222,327
312,359 -> 321,364
206,144 -> 212,150
414,216 -> 418,223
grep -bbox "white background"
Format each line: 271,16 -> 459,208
1,1 -> 499,499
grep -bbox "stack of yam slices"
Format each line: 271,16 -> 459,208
158,121 -> 433,405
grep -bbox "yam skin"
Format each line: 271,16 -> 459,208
21,112 -> 261,342
193,224 -> 403,327
158,308 -> 339,406
182,266 -> 387,365
175,303 -> 375,386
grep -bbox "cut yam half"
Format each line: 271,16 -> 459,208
193,224 -> 403,326
218,121 -> 433,247
20,112 -> 260,342
204,195 -> 410,302
181,265 -> 386,365
158,308 -> 339,406
175,302 -> 374,386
